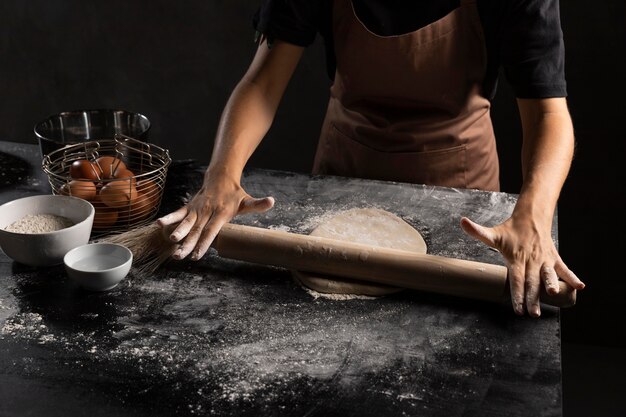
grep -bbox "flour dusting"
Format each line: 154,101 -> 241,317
0,262 -> 484,414
302,286 -> 377,301
267,224 -> 291,232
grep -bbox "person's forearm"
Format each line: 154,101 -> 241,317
460,97 -> 581,316
206,40 -> 304,184
514,98 -> 575,225
156,41 -> 303,259
206,78 -> 277,182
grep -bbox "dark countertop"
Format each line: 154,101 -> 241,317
0,141 -> 562,417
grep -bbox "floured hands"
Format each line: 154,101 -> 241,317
460,215 -> 585,317
157,174 -> 274,261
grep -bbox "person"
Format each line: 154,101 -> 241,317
157,0 -> 585,317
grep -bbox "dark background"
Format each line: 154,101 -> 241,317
0,1 -> 624,415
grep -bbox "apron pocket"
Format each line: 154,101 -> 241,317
313,124 -> 467,188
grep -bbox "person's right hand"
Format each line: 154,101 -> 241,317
156,173 -> 274,261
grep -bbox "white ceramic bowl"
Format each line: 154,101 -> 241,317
64,243 -> 132,291
0,195 -> 95,266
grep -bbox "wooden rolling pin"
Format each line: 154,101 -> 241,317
212,223 -> 576,308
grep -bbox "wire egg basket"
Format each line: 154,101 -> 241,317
42,134 -> 171,234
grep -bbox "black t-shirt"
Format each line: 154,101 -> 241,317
253,0 -> 567,100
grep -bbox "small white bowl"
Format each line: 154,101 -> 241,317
0,195 -> 95,266
64,243 -> 132,291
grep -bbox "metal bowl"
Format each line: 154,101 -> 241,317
34,109 -> 151,159
42,135 -> 171,234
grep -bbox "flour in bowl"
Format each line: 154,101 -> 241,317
5,214 -> 74,233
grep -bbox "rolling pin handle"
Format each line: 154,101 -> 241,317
503,279 -> 577,309
540,281 -> 577,308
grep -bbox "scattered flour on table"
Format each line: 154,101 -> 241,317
0,261 -> 481,411
302,286 -> 377,301
1,312 -> 57,344
267,209 -> 359,234
5,214 -> 73,233
267,225 -> 292,232
296,210 -> 346,233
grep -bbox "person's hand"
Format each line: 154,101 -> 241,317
156,174 -> 274,261
460,214 -> 585,317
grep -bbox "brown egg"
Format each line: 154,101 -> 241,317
92,196 -> 118,229
99,179 -> 138,208
119,192 -> 154,222
69,160 -> 100,180
95,156 -> 127,179
59,180 -> 97,201
137,179 -> 161,208
114,168 -> 137,185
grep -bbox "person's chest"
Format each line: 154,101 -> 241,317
351,0 -> 463,36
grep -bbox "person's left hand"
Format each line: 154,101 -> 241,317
460,215 -> 585,317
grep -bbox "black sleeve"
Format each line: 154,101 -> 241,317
499,0 -> 567,98
252,0 -> 323,47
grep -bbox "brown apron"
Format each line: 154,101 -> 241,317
312,0 -> 500,191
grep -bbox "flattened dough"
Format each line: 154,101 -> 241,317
293,208 -> 427,296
